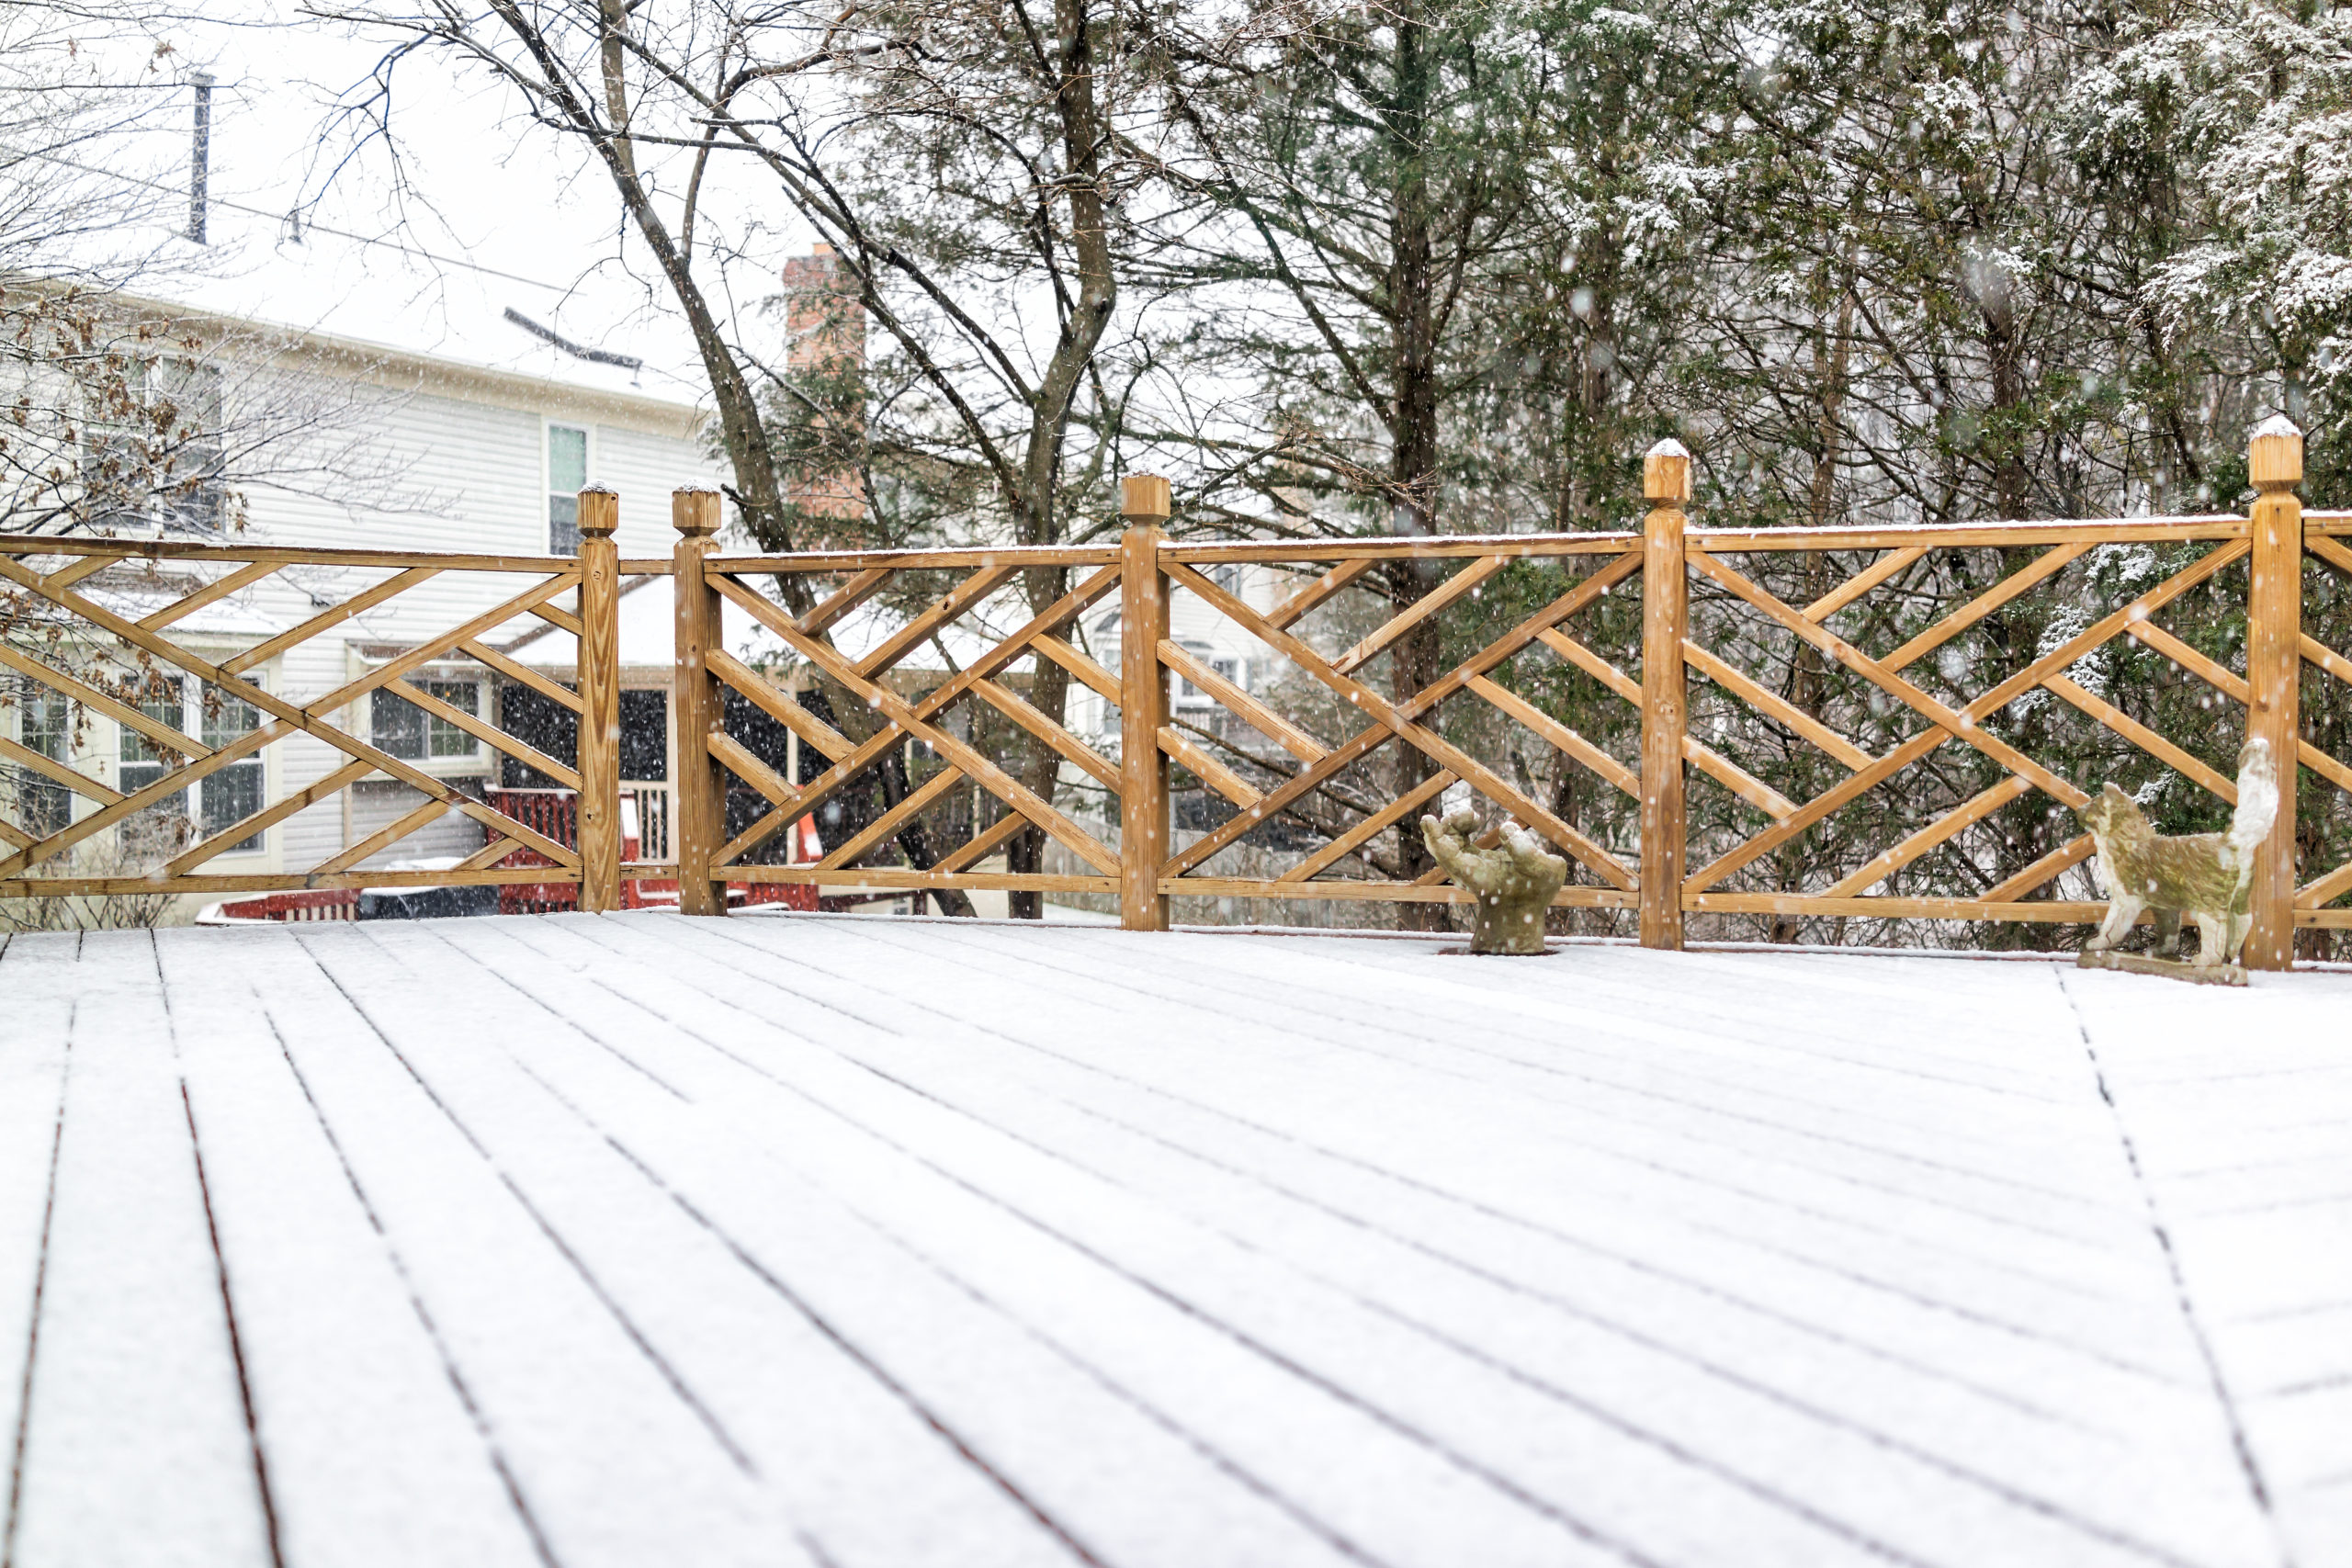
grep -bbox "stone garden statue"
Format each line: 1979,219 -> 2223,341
1419,808 -> 1567,954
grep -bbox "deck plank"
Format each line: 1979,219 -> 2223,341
0,934 -> 76,1555
343,916 -> 1441,1568
2061,964 -> 2352,1568
600,915 -> 2271,1568
5,930 -> 274,1568
152,927 -> 551,1568
292,920 -> 1115,1568
218,927 -> 807,1568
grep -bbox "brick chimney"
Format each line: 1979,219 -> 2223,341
780,242 -> 866,524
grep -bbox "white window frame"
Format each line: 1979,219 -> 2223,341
543,419 -> 595,556
116,671 -> 268,857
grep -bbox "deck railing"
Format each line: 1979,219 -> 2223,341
7,425 -> 2351,965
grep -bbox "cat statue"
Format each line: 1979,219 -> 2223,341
2077,738 -> 2279,969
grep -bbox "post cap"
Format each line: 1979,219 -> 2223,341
1644,438 -> 1692,504
672,486 -> 724,536
2250,414 -> 2303,491
577,485 -> 619,537
1120,474 -> 1172,521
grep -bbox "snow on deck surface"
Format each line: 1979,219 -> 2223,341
2,915 -> 2347,1568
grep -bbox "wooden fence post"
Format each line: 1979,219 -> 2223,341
2245,414 -> 2304,969
1639,438 -> 1692,951
576,486 -> 622,913
1119,474 -> 1172,931
671,488 -> 729,917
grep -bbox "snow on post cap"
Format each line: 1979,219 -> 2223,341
1644,438 -> 1692,503
672,487 -> 724,535
2250,414 -> 2303,491
577,484 -> 620,536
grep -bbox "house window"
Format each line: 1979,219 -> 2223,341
371,681 -> 481,761
119,675 -> 264,855
7,682 -> 71,838
547,423 -> 589,555
84,358 -> 228,536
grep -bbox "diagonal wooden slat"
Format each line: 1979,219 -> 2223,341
386,678 -> 580,792
0,733 -> 123,805
137,559 -> 281,631
528,599 -> 584,638
312,795 -> 454,875
2301,633 -> 2352,690
1279,770 -> 1456,884
1693,549 -> 2079,804
306,575 -> 581,716
816,766 -> 967,871
1164,553 -> 1644,881
2041,677 -> 2235,802
1330,555 -> 1510,676
0,643 -> 212,761
1538,627 -> 1797,820
708,649 -> 856,762
933,807 -> 1030,874
2307,532 -> 2352,580
710,574 -> 1120,876
1466,677 -> 1639,799
703,568 -> 1120,864
1159,726 -> 1262,809
1690,546 -> 2086,807
801,567 -> 892,635
974,678 -> 1120,790
1984,835 -> 2096,903
853,564 -> 1019,680
1683,639 -> 1874,771
0,817 -> 30,852
1267,557 -> 1376,631
458,637 -> 583,716
163,759 -> 377,878
1159,639 -> 1325,762
2126,622 -> 2248,702
0,723 -> 277,879
1804,547 -> 1927,622
38,555 -> 115,592
1881,542 -> 2093,674
2294,859 -> 2352,911
708,729 -> 799,807
1032,635 -> 1122,705
1823,774 -> 2035,897
1683,540 -> 2246,893
220,567 -> 442,677
1159,560 -> 1636,891
455,837 -> 526,873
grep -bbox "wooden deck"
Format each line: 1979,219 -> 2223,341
1,915 -> 2346,1568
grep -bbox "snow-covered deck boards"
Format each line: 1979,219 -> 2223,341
1,916 -> 2346,1568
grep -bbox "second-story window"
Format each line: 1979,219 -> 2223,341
547,423 -> 589,555
84,358 -> 228,536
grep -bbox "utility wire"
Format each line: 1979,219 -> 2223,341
22,146 -> 567,293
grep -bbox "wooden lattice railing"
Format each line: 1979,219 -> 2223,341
11,424 -> 2352,966
0,502 -> 620,907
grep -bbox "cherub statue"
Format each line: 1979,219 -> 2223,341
2077,738 -> 2278,971
1419,807 -> 1567,954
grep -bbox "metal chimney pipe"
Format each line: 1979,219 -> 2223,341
189,73 -> 213,243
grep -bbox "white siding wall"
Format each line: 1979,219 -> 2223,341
204,367 -> 721,874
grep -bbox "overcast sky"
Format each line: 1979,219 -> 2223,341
119,6 -> 811,405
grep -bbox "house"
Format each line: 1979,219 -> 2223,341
0,292 -> 732,920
